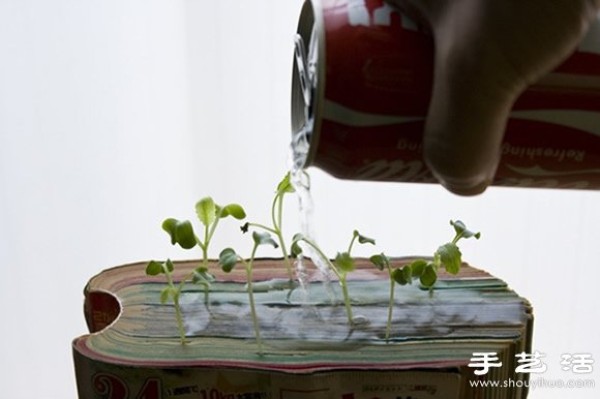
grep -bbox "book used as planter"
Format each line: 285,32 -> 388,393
72,258 -> 533,399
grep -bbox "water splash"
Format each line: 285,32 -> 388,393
289,165 -> 333,294
289,23 -> 333,299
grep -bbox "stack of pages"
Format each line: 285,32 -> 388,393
73,258 -> 533,399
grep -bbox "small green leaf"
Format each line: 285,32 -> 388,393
437,242 -> 462,274
196,197 -> 217,227
164,259 -> 175,273
192,267 -> 215,285
401,265 -> 412,282
162,218 -> 197,249
391,268 -> 404,284
146,260 -> 163,276
219,248 -> 239,272
369,253 -> 389,271
335,252 -> 355,273
252,231 -> 279,248
450,220 -> 481,240
408,259 -> 428,277
161,218 -> 178,245
220,203 -> 246,220
291,233 -> 305,257
159,287 -> 171,304
175,221 -> 196,249
240,222 -> 249,233
277,173 -> 295,194
354,230 -> 376,245
420,263 -> 437,287
291,238 -> 303,257
392,266 -> 412,285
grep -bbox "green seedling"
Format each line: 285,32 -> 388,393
410,219 -> 481,287
242,173 -> 296,281
368,252 -> 394,341
146,197 -> 246,344
219,231 -> 279,354
292,230 -> 375,326
145,259 -> 187,342
371,220 -> 480,341
144,176 -> 481,348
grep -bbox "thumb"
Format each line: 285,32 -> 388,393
386,0 -> 525,195
423,31 -> 522,196
422,2 -> 528,196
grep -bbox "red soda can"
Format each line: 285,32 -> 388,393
291,0 -> 600,190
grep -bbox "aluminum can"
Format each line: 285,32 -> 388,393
291,0 -> 600,190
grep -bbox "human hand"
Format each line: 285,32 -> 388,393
385,0 -> 600,195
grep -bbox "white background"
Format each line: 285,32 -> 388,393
1,1 -> 599,398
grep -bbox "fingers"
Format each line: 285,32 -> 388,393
424,57 -> 518,195
422,1 -> 527,195
388,0 -> 522,194
386,0 -> 600,195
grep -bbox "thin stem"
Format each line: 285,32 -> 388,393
196,236 -> 210,308
452,233 -> 462,245
201,246 -> 209,268
247,222 -> 293,280
201,221 -> 216,307
176,274 -> 189,292
385,267 -> 395,341
201,283 -> 210,308
205,216 -> 221,252
246,222 -> 277,235
246,244 -> 263,354
277,193 -> 285,235
339,274 -> 353,325
298,237 -> 353,324
189,241 -> 211,307
297,237 -> 341,280
275,194 -> 294,279
271,193 -> 280,231
172,293 -> 186,344
263,188 -> 295,280
276,231 -> 294,280
164,266 -> 186,344
347,233 -> 358,254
